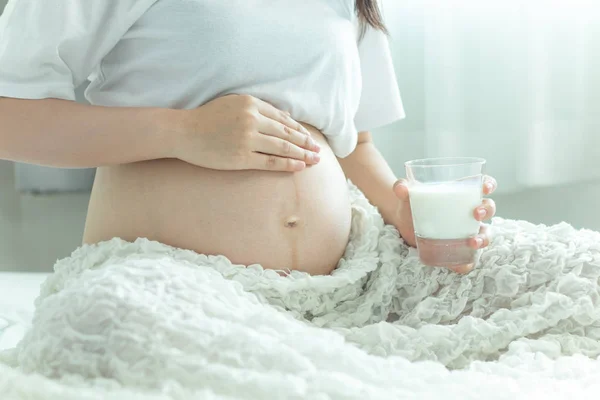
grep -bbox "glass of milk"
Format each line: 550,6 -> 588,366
405,157 -> 486,268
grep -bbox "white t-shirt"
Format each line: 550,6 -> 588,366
0,0 -> 405,157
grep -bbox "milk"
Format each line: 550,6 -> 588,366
408,180 -> 482,240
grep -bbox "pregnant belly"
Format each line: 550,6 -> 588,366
83,124 -> 352,275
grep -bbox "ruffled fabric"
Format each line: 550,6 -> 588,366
1,182 -> 600,399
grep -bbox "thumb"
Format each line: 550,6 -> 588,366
393,179 -> 410,201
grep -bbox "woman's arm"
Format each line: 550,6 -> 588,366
0,98 -> 175,168
0,95 -> 319,171
337,131 -> 416,244
338,131 -> 498,254
337,132 -> 398,225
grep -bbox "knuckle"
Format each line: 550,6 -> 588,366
239,131 -> 255,150
283,126 -> 292,136
279,111 -> 289,121
242,111 -> 259,128
266,155 -> 278,169
238,94 -> 255,106
284,159 -> 295,171
281,140 -> 292,154
236,152 -> 249,167
485,176 -> 497,188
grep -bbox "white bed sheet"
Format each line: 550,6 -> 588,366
0,273 -> 50,351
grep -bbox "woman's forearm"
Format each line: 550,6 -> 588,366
338,132 -> 399,225
0,98 -> 177,168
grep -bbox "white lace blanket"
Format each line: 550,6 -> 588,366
1,184 -> 600,400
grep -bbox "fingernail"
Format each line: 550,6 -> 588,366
313,141 -> 321,152
485,183 -> 494,192
312,153 -> 320,163
477,208 -> 487,219
475,237 -> 484,247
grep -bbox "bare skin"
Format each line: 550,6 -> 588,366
340,132 -> 498,275
83,124 -> 352,275
0,96 -> 497,275
392,176 -> 497,274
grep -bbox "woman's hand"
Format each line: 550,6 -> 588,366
392,175 -> 498,274
172,94 -> 321,171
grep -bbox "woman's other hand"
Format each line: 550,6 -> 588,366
392,175 -> 498,274
172,94 -> 321,171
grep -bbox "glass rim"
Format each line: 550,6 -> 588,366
405,157 -> 486,169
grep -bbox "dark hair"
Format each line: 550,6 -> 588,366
355,0 -> 388,37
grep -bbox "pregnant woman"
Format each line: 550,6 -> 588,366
0,0 -> 496,274
8,1 -> 597,399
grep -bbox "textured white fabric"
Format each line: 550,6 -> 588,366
0,0 -> 405,158
1,183 -> 600,399
0,273 -> 50,351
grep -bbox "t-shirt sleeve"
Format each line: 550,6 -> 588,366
353,23 -> 406,133
0,0 -> 158,101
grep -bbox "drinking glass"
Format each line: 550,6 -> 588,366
405,157 -> 486,267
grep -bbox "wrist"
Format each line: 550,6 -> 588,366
380,186 -> 402,226
380,204 -> 397,225
152,108 -> 191,160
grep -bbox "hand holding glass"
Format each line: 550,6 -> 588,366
405,157 -> 486,268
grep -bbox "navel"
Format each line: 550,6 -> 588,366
284,216 -> 301,228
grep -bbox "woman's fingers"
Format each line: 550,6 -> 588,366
254,99 -> 318,147
483,175 -> 498,195
412,174 -> 495,276
253,134 -> 320,165
254,98 -> 322,163
449,225 -> 491,274
259,118 -> 321,154
249,153 -> 306,172
474,198 -> 496,221
393,179 -> 410,202
467,224 -> 491,249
